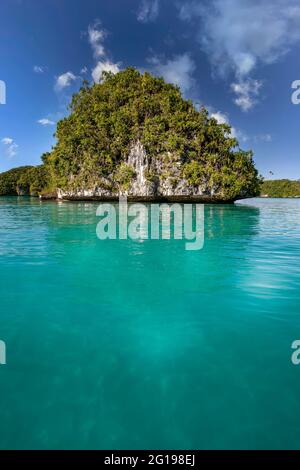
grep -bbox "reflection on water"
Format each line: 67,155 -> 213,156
236,199 -> 300,304
0,197 -> 300,449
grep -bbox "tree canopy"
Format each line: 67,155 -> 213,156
42,67 -> 260,200
0,165 -> 49,196
261,179 -> 300,198
0,68 -> 261,200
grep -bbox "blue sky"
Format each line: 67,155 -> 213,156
0,0 -> 300,179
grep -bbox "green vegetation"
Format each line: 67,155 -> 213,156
1,68 -> 261,200
261,179 -> 300,198
0,165 -> 49,196
114,163 -> 136,191
42,67 -> 260,200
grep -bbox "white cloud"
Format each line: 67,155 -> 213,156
55,71 -> 77,91
232,129 -> 273,144
178,3 -> 194,21
92,60 -> 120,83
1,137 -> 13,145
262,134 -> 272,142
149,53 -> 196,94
6,143 -> 18,158
208,109 -> 248,142
209,108 -> 271,144
231,79 -> 262,111
1,137 -> 18,157
233,128 -> 249,143
86,21 -> 121,83
179,0 -> 300,109
88,22 -> 106,58
37,118 -> 55,126
179,0 -> 300,77
137,0 -> 159,23
210,111 -> 229,125
80,66 -> 88,74
34,65 -> 46,73
255,133 -> 272,143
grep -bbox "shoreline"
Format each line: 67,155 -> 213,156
48,195 -> 237,204
3,194 -> 300,202
2,195 -> 300,202
36,194 -> 300,202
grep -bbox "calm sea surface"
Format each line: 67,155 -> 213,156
0,196 -> 300,449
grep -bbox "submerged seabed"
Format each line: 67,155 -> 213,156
0,196 -> 300,449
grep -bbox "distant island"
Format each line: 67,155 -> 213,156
0,67 -> 261,203
260,179 -> 300,198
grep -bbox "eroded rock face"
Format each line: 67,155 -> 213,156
125,141 -> 153,196
57,141 -> 224,201
123,141 -> 207,197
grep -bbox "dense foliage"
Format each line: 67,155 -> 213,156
261,179 -> 300,198
43,67 -> 260,200
0,165 -> 49,196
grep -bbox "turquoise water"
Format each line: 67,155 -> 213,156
0,196 -> 300,449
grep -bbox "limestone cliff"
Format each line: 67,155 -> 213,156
57,141 -> 238,202
43,68 -> 260,202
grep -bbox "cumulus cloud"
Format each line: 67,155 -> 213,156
92,60 -> 120,83
33,65 -> 46,73
7,143 -> 18,157
179,0 -> 300,77
208,107 -> 249,142
80,66 -> 88,74
179,0 -> 300,110
88,22 -> 106,58
55,71 -> 77,91
210,111 -> 229,125
149,53 -> 196,94
209,110 -> 241,140
209,108 -> 272,143
1,137 -> 13,145
137,0 -> 159,23
1,137 -> 18,157
231,79 -> 262,111
37,118 -> 55,126
233,128 -> 249,143
86,21 -> 120,83
255,133 -> 272,143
